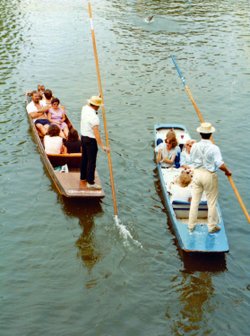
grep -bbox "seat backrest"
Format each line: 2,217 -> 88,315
172,200 -> 208,219
156,138 -> 163,146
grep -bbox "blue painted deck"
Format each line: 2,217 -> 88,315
155,123 -> 229,253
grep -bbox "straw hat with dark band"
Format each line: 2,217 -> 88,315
88,96 -> 103,107
197,122 -> 215,134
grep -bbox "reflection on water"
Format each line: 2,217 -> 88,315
161,199 -> 227,333
171,271 -> 214,335
60,197 -> 103,271
169,250 -> 226,334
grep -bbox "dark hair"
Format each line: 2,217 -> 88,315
30,90 -> 38,97
68,128 -> 79,142
51,97 -> 60,105
47,124 -> 60,137
200,133 -> 212,139
44,89 -> 53,100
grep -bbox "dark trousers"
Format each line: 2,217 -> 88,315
80,136 -> 98,184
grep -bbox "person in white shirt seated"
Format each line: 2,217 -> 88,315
169,170 -> 192,203
42,89 -> 53,106
180,139 -> 196,169
44,124 -> 66,154
156,131 -> 179,168
26,91 -> 50,136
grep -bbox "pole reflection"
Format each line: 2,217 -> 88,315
59,197 -> 103,272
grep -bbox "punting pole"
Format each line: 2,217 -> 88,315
87,1 -> 119,220
171,55 -> 250,224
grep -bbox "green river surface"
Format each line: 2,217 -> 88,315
1,0 -> 250,335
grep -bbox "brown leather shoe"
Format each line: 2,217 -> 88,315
208,226 -> 221,233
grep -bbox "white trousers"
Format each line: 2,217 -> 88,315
188,168 -> 219,229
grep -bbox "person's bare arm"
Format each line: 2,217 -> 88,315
156,149 -> 162,163
163,154 -> 176,164
29,106 -> 49,119
93,126 -> 109,152
219,163 -> 232,176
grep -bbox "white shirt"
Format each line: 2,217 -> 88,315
180,150 -> 193,167
26,100 -> 46,122
80,105 -> 100,138
190,139 -> 223,172
44,136 -> 63,154
170,183 -> 192,203
155,143 -> 179,168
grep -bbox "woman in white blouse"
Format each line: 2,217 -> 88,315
156,131 -> 179,168
44,124 -> 66,154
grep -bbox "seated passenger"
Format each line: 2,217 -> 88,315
63,128 -> 81,153
48,98 -> 69,139
42,89 -> 53,106
37,84 -> 45,96
44,124 -> 66,154
169,170 -> 192,203
156,131 -> 179,168
26,91 -> 50,136
180,139 -> 196,169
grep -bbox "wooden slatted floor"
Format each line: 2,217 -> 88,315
54,171 -> 105,197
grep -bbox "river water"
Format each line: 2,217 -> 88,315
1,0 -> 250,335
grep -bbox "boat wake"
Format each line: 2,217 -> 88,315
114,215 -> 143,249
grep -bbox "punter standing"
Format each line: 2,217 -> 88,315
188,122 -> 232,233
80,96 -> 109,190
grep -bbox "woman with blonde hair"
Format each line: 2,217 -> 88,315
169,170 -> 192,203
180,139 -> 196,169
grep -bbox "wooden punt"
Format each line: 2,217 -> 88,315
154,123 -> 229,253
26,107 -> 105,198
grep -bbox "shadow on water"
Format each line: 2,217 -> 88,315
59,197 -> 103,272
181,250 -> 227,273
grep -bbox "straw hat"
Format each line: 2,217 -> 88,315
88,96 -> 103,107
196,122 -> 215,134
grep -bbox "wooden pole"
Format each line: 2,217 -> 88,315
87,1 -> 118,217
171,56 -> 250,223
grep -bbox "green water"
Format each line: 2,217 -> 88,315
1,0 -> 250,335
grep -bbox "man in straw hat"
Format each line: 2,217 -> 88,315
188,122 -> 232,233
80,95 -> 109,189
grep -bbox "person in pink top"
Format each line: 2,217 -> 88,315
48,98 -> 69,138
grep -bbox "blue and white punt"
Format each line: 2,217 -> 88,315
154,123 -> 229,253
